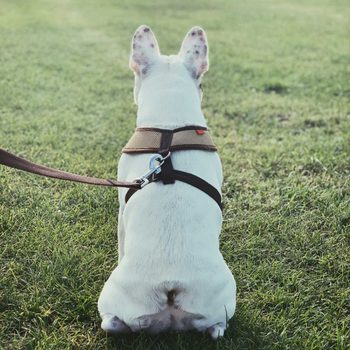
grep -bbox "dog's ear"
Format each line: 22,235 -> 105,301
178,26 -> 209,79
129,25 -> 160,76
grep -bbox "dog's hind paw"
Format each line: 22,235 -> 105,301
208,322 -> 226,340
101,314 -> 131,334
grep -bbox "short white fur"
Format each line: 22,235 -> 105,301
98,25 -> 236,340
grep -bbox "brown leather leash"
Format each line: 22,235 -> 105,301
0,148 -> 141,189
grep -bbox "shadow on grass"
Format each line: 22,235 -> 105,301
102,310 -> 269,350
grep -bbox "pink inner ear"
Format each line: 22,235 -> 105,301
130,61 -> 140,74
179,27 -> 209,79
130,25 -> 160,74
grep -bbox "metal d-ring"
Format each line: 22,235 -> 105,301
136,152 -> 171,188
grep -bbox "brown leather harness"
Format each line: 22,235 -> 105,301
122,126 -> 222,209
0,125 -> 222,210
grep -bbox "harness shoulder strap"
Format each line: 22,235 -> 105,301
171,170 -> 222,210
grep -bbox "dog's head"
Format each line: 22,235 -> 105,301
129,25 -> 209,107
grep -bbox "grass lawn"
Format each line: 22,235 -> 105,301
1,0 -> 349,349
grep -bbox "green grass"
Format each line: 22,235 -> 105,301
1,0 -> 349,349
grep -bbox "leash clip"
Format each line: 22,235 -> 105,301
137,152 -> 171,188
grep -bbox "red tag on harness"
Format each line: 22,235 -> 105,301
195,129 -> 205,135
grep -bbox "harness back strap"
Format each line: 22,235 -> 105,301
0,148 -> 141,189
123,126 -> 217,154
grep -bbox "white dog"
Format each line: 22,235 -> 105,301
98,25 -> 236,340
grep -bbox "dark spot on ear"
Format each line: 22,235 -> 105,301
150,43 -> 154,47
191,31 -> 196,36
144,27 -> 150,32
203,45 -> 207,55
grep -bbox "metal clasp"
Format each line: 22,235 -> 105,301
136,152 -> 171,188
